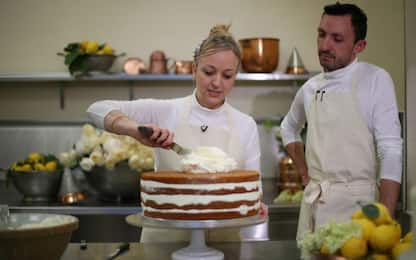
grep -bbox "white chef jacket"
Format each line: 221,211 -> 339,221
281,59 -> 402,183
87,91 -> 261,172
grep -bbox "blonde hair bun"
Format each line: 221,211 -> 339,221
209,24 -> 231,37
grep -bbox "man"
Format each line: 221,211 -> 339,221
280,2 -> 402,240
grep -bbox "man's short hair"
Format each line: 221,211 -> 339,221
323,2 -> 367,42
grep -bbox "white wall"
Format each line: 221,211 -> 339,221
405,0 -> 416,206
0,0 -> 405,122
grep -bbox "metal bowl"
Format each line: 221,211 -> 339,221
83,162 -> 141,202
0,213 -> 78,260
84,54 -> 116,72
239,38 -> 280,73
9,170 -> 63,202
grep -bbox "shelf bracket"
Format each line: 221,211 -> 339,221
59,82 -> 65,110
128,81 -> 134,100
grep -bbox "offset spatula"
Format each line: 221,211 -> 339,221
138,126 -> 192,156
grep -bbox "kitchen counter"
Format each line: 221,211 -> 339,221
62,241 -> 301,260
1,178 -> 301,242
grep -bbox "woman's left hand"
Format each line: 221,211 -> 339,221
259,202 -> 268,218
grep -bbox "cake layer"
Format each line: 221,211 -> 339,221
143,200 -> 258,210
142,187 -> 259,195
141,180 -> 260,195
143,208 -> 259,220
141,171 -> 259,184
141,191 -> 260,207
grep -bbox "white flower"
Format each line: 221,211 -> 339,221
80,157 -> 95,172
82,124 -> 98,137
128,154 -> 141,170
90,146 -> 105,166
102,137 -> 123,152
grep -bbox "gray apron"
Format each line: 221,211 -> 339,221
141,95 -> 268,242
296,73 -> 377,241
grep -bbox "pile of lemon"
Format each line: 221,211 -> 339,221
79,41 -> 114,55
321,202 -> 413,259
9,152 -> 62,172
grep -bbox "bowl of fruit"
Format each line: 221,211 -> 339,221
7,153 -> 64,202
298,202 -> 413,260
58,41 -> 124,76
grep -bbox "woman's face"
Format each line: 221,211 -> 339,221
193,49 -> 239,109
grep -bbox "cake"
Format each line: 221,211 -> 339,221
140,147 -> 261,220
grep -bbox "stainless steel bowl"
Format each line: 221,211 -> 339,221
9,170 -> 63,202
0,213 -> 78,260
84,54 -> 116,72
83,162 -> 141,202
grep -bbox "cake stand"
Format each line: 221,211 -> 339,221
126,213 -> 267,260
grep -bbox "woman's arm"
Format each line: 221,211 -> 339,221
105,110 -> 174,149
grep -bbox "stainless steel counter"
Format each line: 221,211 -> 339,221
62,241 -> 300,260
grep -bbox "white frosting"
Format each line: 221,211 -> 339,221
143,202 -> 260,215
141,180 -> 259,192
180,146 -> 237,173
141,191 -> 260,207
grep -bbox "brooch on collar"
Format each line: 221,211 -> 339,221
200,125 -> 208,132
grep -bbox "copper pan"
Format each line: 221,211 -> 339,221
239,38 -> 279,73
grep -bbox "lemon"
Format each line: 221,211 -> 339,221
101,44 -> 114,55
353,218 -> 376,242
369,223 -> 401,252
352,208 -> 365,219
320,242 -> 330,255
34,163 -> 46,171
27,152 -> 43,163
362,202 -> 393,226
80,41 -> 89,51
403,232 -> 413,243
21,164 -> 32,171
369,253 -> 390,260
85,41 -> 99,54
392,242 -> 412,259
13,165 -> 24,171
340,236 -> 367,259
45,161 -> 57,171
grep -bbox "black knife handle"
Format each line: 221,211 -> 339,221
138,126 -> 154,138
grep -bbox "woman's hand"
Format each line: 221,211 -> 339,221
136,124 -> 174,150
259,202 -> 268,218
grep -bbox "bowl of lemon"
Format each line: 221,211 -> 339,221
7,152 -> 64,202
59,40 -> 124,76
299,202 -> 413,260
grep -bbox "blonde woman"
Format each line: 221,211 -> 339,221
87,24 -> 268,242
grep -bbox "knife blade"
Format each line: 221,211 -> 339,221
106,243 -> 130,260
138,126 -> 191,155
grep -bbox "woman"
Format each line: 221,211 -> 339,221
87,24 -> 268,242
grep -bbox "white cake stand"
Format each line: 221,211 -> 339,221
126,213 -> 267,260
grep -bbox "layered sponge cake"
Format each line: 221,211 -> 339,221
140,146 -> 261,220
140,170 -> 261,220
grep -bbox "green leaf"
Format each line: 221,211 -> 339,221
362,204 -> 380,219
64,43 -> 81,53
263,119 -> 274,130
68,54 -> 89,75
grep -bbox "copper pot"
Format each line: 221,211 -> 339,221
175,60 -> 193,74
149,50 -> 168,74
239,38 -> 279,73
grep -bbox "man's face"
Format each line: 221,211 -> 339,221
317,14 -> 366,72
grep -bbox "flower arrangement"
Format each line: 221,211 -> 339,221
59,124 -> 154,172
